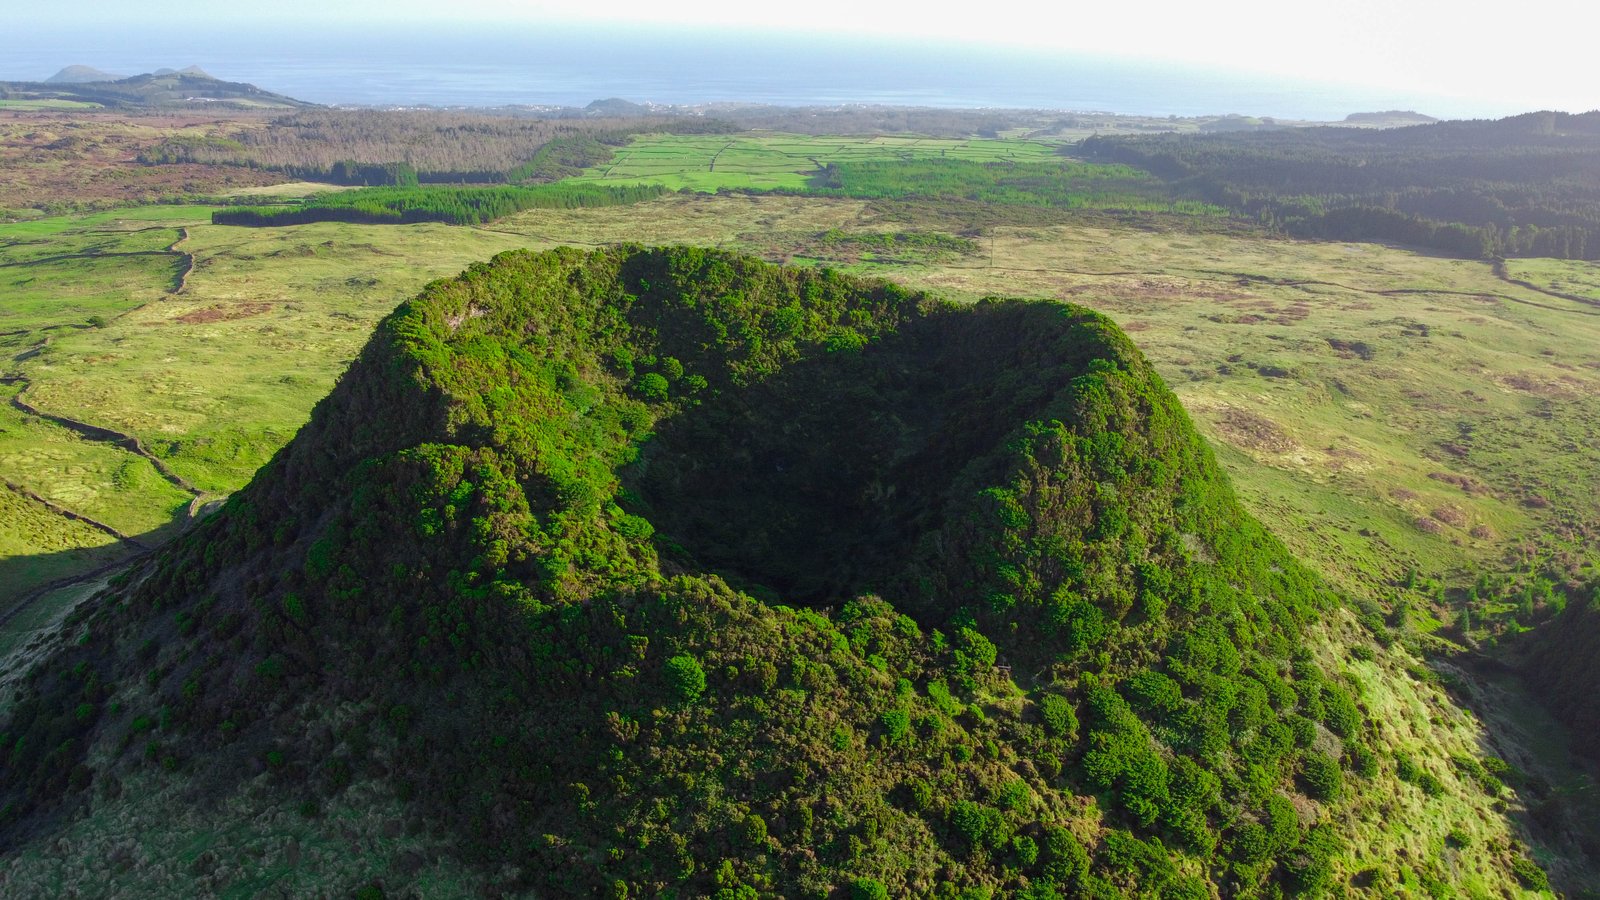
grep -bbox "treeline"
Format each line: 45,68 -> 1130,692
1080,111 -> 1600,259
805,158 -> 1228,215
140,109 -> 735,183
212,182 -> 667,227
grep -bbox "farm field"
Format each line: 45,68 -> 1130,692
571,131 -> 1062,191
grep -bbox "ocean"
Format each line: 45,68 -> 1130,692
1,23 -> 1508,121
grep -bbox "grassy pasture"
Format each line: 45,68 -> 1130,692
1504,257 -> 1600,302
573,132 -> 1061,191
0,99 -> 103,110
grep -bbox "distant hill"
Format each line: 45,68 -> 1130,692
585,96 -> 652,116
43,65 -> 121,84
1342,110 -> 1439,126
152,65 -> 213,79
0,69 -> 314,110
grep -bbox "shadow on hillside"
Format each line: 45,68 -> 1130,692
626,301 -> 1101,609
1433,655 -> 1600,895
0,503 -> 199,634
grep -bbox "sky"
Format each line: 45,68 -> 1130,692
5,0 -> 1596,114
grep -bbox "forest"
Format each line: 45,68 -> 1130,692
1081,111 -> 1600,259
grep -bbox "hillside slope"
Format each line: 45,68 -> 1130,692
0,247 -> 1546,896
1522,586 -> 1600,760
0,71 -> 313,109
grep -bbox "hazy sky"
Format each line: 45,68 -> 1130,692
7,0 -> 1596,113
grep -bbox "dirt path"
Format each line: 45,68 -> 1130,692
0,554 -> 144,630
2,479 -> 150,550
168,226 -> 194,294
9,379 -> 202,497
1491,258 -> 1600,309
0,250 -> 173,269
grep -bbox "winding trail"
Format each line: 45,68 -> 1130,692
0,224 -> 212,627
168,227 -> 194,294
9,380 -> 201,497
0,250 -> 173,269
0,553 -> 148,630
2,479 -> 150,550
707,141 -> 734,173
1491,259 -> 1600,309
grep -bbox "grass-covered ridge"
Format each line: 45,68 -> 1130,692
211,182 -> 668,227
0,248 -> 1533,895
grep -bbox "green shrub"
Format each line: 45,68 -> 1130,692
1298,753 -> 1343,801
636,372 -> 670,401
664,655 -> 707,704
1040,826 -> 1088,883
949,800 -> 1010,853
1039,694 -> 1079,740
1510,856 -> 1549,890
850,877 -> 889,900
879,709 -> 911,744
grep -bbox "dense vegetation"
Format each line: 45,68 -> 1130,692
806,158 -> 1227,216
1081,111 -> 1600,259
140,110 -> 735,184
1522,581 -> 1600,760
0,247 -> 1497,895
212,182 -> 668,226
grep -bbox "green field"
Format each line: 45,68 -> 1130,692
0,99 -> 102,110
572,132 -> 1062,191
1504,257 -> 1600,302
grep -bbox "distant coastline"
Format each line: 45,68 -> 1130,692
2,23 -> 1507,119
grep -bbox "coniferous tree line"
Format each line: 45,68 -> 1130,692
212,182 -> 668,226
1080,111 -> 1600,259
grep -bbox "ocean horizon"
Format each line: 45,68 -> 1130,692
2,23 -> 1526,121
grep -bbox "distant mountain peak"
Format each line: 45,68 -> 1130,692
44,65 -> 120,84
151,65 -> 214,79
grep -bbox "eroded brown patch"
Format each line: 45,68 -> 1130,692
1500,373 -> 1581,399
1214,408 -> 1297,453
1414,516 -> 1445,534
173,302 -> 272,325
